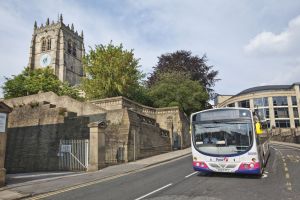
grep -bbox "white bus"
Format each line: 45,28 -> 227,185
191,108 -> 270,175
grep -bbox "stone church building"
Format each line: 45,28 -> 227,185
1,16 -> 190,173
28,14 -> 84,86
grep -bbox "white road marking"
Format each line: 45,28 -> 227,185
284,167 -> 288,172
262,174 -> 268,178
286,182 -> 292,191
185,172 -> 198,178
135,183 -> 173,200
286,173 -> 290,179
272,144 -> 300,151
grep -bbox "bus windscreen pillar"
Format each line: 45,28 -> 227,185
0,102 -> 12,187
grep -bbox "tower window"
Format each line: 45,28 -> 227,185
72,42 -> 76,57
68,40 -> 72,54
47,38 -> 51,50
41,38 -> 46,52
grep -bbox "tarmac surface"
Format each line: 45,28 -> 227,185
0,148 -> 191,200
1,141 -> 300,200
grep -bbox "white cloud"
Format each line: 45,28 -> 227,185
244,15 -> 300,56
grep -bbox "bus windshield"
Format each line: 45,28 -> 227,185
193,120 -> 253,156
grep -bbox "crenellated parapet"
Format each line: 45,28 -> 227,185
33,15 -> 83,41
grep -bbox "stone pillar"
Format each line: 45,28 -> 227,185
268,97 -> 275,127
288,96 -> 295,128
0,102 -> 12,187
88,121 -> 106,172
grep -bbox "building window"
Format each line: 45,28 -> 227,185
295,120 -> 300,128
68,40 -> 72,54
266,120 -> 271,128
253,97 -> 268,107
273,96 -> 288,106
227,103 -> 235,107
72,42 -> 76,57
254,108 -> 269,119
238,100 -> 250,108
292,96 -> 297,106
275,120 -> 290,128
41,38 -> 46,52
293,107 -> 299,118
274,108 -> 289,118
47,38 -> 51,50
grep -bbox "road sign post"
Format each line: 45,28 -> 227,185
0,102 -> 12,187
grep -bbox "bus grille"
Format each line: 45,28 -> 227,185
208,163 -> 237,169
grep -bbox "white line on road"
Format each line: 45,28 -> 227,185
185,172 -> 198,178
135,183 -> 173,200
284,167 -> 288,172
272,144 -> 300,151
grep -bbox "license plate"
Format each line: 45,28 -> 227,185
217,168 -> 231,172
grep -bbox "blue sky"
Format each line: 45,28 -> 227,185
1,0 -> 300,98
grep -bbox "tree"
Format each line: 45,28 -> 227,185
147,50 -> 219,95
148,72 -> 209,115
81,42 -> 145,101
2,67 -> 81,100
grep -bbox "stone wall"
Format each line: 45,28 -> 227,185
5,101 -> 90,173
103,108 -> 171,164
3,93 -> 184,172
91,96 -> 190,149
270,128 -> 300,144
4,92 -> 106,116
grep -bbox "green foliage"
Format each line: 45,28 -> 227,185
148,72 -> 209,115
81,42 -> 145,101
147,50 -> 219,96
2,67 -> 81,100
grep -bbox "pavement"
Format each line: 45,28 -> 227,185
0,148 -> 191,200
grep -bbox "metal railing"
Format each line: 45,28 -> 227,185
58,139 -> 89,171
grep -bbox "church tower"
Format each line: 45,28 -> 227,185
28,14 -> 84,86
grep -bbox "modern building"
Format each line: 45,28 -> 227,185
215,83 -> 300,129
28,14 -> 84,86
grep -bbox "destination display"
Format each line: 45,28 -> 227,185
194,109 -> 251,122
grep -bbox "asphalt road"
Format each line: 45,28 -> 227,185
44,143 -> 300,200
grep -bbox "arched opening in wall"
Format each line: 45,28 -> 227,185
41,38 -> 46,52
67,40 -> 72,54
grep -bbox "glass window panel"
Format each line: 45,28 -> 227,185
275,120 -> 290,128
254,108 -> 269,119
254,97 -> 268,107
238,100 -> 250,108
274,108 -> 289,118
295,120 -> 300,128
292,96 -> 297,106
293,107 -> 299,118
273,96 -> 288,106
227,103 -> 235,107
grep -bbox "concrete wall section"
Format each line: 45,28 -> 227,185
5,102 -> 90,173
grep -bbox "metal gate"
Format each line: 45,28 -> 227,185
58,139 -> 89,171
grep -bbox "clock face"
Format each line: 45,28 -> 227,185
40,54 -> 52,67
